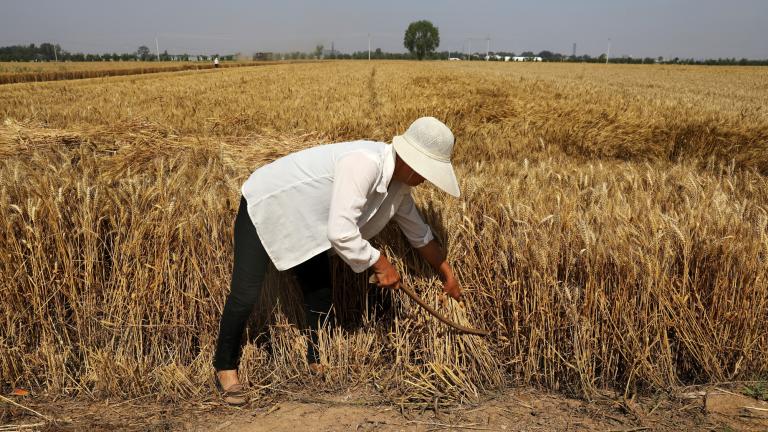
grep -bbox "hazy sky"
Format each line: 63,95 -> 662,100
1,0 -> 766,59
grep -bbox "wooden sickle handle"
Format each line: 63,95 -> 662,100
369,274 -> 490,337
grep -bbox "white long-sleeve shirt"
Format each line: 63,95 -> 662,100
241,141 -> 434,272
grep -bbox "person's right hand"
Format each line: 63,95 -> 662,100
372,253 -> 400,290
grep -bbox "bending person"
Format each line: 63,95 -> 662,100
214,117 -> 462,405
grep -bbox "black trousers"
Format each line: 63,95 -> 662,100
213,197 -> 333,371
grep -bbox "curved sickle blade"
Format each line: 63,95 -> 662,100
369,274 -> 490,337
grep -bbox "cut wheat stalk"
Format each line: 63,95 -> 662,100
368,274 -> 490,336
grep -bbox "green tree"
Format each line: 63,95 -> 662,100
314,44 -> 324,58
39,43 -> 56,60
537,50 -> 554,60
403,20 -> 440,60
137,45 -> 151,61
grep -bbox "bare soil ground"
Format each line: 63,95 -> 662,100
3,387 -> 767,432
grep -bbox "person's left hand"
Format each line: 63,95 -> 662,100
442,275 -> 462,300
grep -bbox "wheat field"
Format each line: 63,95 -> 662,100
0,61 -> 211,73
1,61 -> 767,405
0,60 -> 279,84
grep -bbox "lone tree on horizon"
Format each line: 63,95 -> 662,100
136,45 -> 151,61
404,20 -> 440,60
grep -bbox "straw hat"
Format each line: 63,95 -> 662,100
392,117 -> 460,197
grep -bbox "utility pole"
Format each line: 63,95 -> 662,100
368,33 -> 371,60
53,42 -> 58,62
486,37 -> 490,61
155,36 -> 160,61
468,39 -> 471,60
606,38 -> 611,64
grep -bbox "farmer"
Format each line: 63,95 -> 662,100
213,56 -> 219,68
214,117 -> 462,405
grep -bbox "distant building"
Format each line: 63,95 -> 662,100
512,56 -> 543,62
448,57 -> 462,61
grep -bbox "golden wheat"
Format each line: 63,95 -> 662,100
0,61 -> 287,84
1,61 -> 767,406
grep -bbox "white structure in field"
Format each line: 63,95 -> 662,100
448,57 -> 462,61
512,56 -> 543,62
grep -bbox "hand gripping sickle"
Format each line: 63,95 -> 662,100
368,274 -> 490,336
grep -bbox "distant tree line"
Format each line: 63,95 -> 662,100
3,42 -> 767,66
320,49 -> 768,65
0,43 -> 235,62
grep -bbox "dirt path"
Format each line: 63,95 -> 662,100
3,388 -> 767,431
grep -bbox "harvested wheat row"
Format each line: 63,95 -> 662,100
0,61 -> 296,85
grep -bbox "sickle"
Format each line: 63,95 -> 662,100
369,274 -> 490,336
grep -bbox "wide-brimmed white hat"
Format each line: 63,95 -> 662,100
392,117 -> 460,197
